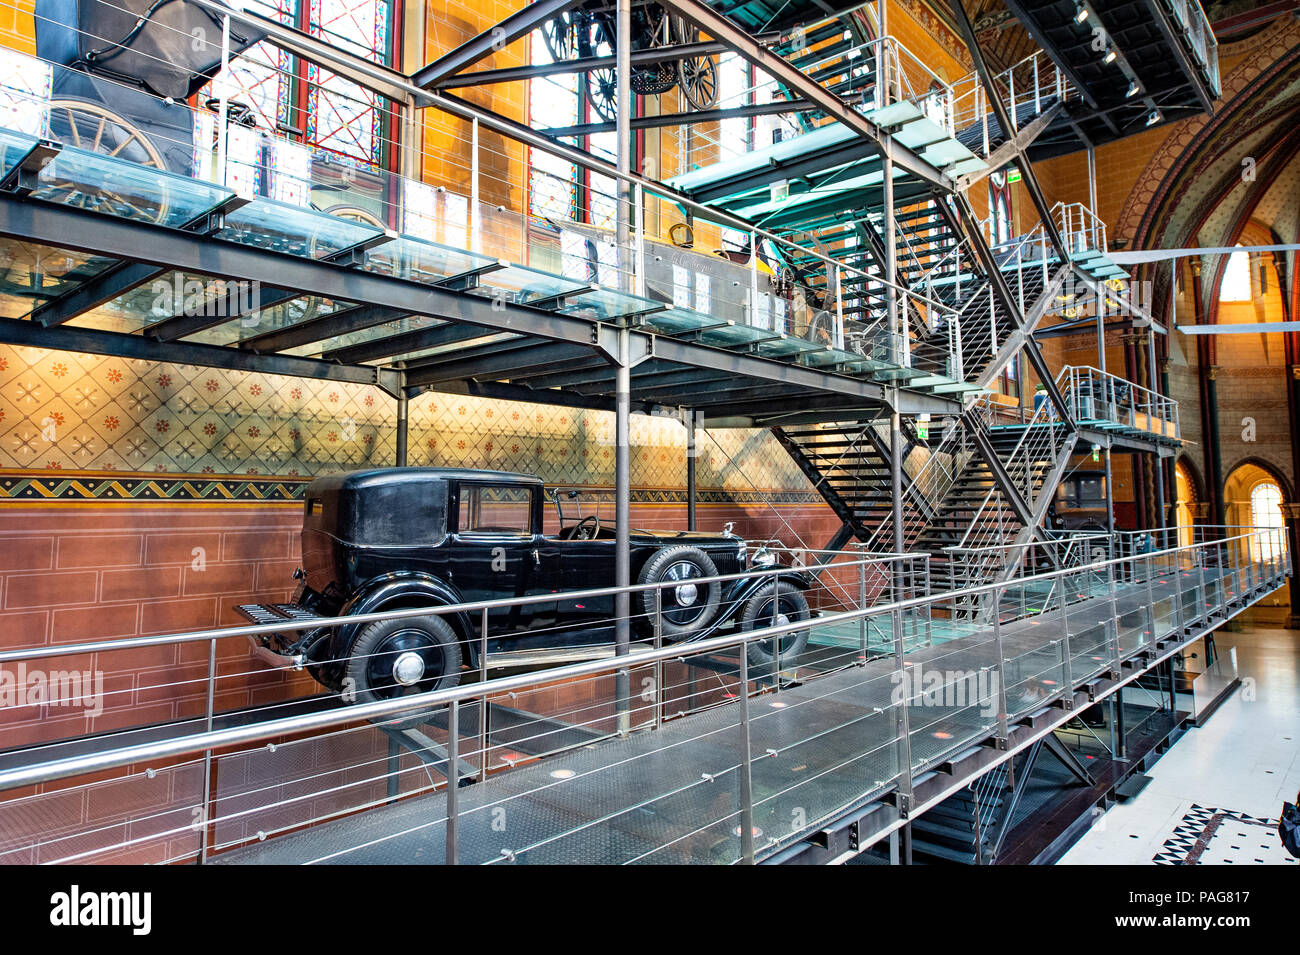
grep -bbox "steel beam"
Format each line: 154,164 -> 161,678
326,323 -> 506,365
0,316 -> 402,395
949,192 -> 1075,429
0,197 -> 603,348
411,0 -> 585,89
543,99 -> 815,139
655,0 -> 953,193
145,287 -> 302,342
30,262 -> 164,328
240,303 -> 406,354
948,0 -> 1071,266
406,342 -> 601,388
968,418 -> 1038,530
433,39 -> 749,89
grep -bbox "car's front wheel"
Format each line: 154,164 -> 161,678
343,614 -> 462,705
740,581 -> 811,670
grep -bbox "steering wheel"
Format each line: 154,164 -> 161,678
571,515 -> 600,541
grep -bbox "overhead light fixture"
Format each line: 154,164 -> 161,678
1146,109 -> 1162,126
1126,80 -> 1141,98
1075,6 -> 1089,23
1102,49 -> 1117,65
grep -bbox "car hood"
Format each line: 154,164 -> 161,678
628,528 -> 741,546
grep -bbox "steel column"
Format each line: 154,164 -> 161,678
396,390 -> 409,467
615,325 -> 632,735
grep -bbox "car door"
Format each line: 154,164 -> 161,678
446,481 -> 556,646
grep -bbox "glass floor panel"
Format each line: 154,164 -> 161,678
283,315 -> 447,358
694,322 -> 785,348
638,307 -> 729,336
0,237 -> 122,318
754,336 -> 824,359
468,264 -> 590,307
180,295 -> 358,347
372,331 -> 515,366
364,235 -> 498,286
33,144 -> 234,230
556,287 -> 665,321
217,198 -> 386,260
0,128 -> 39,178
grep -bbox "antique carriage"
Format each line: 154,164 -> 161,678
33,0 -> 264,174
540,1 -> 719,122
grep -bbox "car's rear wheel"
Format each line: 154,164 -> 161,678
636,545 -> 721,640
740,581 -> 811,670
343,615 -> 462,705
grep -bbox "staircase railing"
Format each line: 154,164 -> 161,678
1060,365 -> 1179,438
949,374 -> 1068,559
950,49 -> 1075,154
859,408 -> 978,552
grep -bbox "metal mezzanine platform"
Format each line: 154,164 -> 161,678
208,551 -> 1286,866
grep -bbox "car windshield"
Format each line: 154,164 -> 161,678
548,487 -> 613,529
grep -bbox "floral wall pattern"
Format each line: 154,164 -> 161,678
0,343 -> 814,501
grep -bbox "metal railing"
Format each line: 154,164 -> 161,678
1060,365 -> 1179,438
950,49 -> 1074,155
1158,0 -> 1221,96
0,529 -> 1285,865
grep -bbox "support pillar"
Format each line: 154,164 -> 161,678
686,411 -> 697,531
615,327 -> 631,734
395,392 -> 408,467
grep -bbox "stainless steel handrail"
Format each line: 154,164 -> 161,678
0,550 -> 922,666
0,529 -> 1281,795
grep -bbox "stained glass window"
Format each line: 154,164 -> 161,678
528,32 -> 579,221
201,0 -> 394,168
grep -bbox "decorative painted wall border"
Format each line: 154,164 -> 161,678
0,469 -> 823,506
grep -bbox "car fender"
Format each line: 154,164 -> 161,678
333,572 -> 479,666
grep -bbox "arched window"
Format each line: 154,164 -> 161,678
1220,247 -> 1252,302
1250,482 -> 1285,560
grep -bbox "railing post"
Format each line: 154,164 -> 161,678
198,635 -> 217,864
858,559 -> 868,661
1145,553 -> 1159,645
653,588 -> 664,730
470,116 -> 481,255
893,603 -> 915,816
446,699 -> 459,865
991,589 -> 1009,744
478,607 -> 489,779
1058,571 -> 1073,698
749,230 -> 761,328
737,648 -> 756,864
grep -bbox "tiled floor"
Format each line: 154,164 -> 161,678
1059,626 -> 1300,865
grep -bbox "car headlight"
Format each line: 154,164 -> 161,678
751,546 -> 776,568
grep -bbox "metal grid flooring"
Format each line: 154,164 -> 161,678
214,567 -> 1247,865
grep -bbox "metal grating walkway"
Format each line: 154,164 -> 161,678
214,564 -> 1258,865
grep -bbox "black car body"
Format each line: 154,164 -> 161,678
237,468 -> 811,701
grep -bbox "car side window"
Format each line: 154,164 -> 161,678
457,484 -> 533,536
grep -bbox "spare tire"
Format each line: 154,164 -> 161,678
636,545 -> 721,640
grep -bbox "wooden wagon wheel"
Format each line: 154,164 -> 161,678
673,18 -> 717,110
44,99 -> 171,224
542,10 -> 575,62
585,13 -> 619,123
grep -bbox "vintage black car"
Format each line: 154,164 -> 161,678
236,468 -> 812,703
